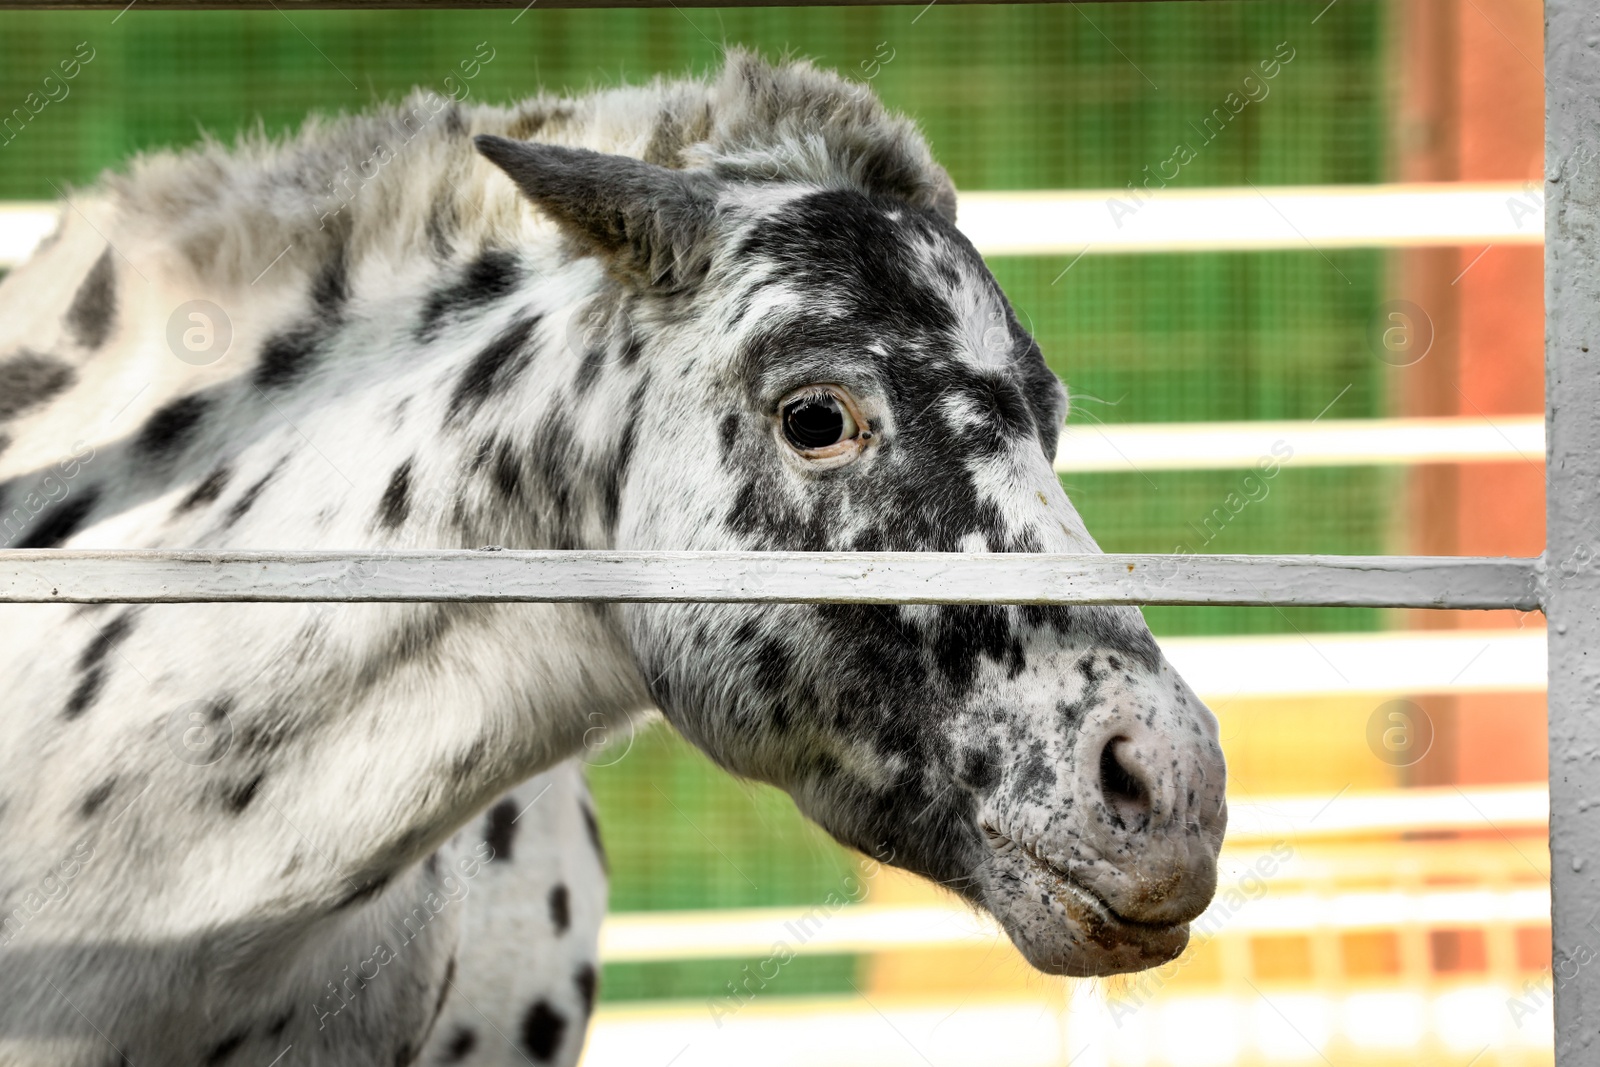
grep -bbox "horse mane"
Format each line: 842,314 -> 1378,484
93,49 -> 957,292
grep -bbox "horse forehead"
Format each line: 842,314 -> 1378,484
717,192 -> 1018,398
731,186 -> 995,323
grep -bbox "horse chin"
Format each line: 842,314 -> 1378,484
979,849 -> 1193,978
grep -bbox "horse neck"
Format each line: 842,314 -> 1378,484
239,244 -> 659,780
0,210 -> 651,927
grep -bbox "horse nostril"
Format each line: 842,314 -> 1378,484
1098,737 -> 1152,829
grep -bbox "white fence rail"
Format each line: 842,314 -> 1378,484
1056,416 -> 1544,472
0,549 -> 1544,610
601,888 -> 1549,962
0,203 -> 55,268
1168,629 -> 1545,698
1226,784 -> 1548,841
959,181 -> 1543,255
600,783 -> 1550,961
0,183 -> 1543,270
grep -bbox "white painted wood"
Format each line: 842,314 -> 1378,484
957,182 -> 1543,255
583,997 -> 1112,1067
1164,629 -> 1545,699
1056,416 -> 1544,472
599,781 -> 1554,960
598,884 -> 1551,962
1225,784 -> 1548,843
0,550 -> 1543,609
0,202 -> 56,269
0,185 -> 1546,269
583,986 -> 1551,1067
1545,7 -> 1596,1065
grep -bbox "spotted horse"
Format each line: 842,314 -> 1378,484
0,50 -> 1227,1067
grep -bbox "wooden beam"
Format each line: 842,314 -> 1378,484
1544,1 -> 1599,1063
0,549 -> 1543,609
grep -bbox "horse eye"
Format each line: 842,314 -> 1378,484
777,386 -> 869,460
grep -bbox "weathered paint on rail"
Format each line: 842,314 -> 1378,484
0,550 -> 1544,609
1545,4 -> 1598,1064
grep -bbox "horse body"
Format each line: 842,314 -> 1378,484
0,68 -> 654,1067
0,52 -> 1226,1067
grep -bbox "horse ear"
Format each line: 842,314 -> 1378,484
475,135 -> 721,292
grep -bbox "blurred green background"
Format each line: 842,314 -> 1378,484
0,1 -> 1392,1003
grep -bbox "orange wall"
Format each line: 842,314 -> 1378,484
1396,0 -> 1546,788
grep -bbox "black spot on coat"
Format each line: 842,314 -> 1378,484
378,458 -> 414,530
233,708 -> 296,759
135,394 -> 209,458
548,883 -> 570,933
441,1026 -> 477,1062
484,799 -> 518,861
79,610 -> 136,670
523,408 -> 581,548
226,772 -> 265,813
310,248 -> 349,312
619,328 -> 644,366
254,325 -> 320,390
352,606 -> 460,693
224,458 -> 288,528
251,247 -> 348,390
519,1000 -> 567,1062
175,464 -> 232,514
958,745 -> 1001,792
575,963 -> 597,1015
16,488 -> 99,549
599,382 -> 645,534
418,249 -> 521,340
65,248 -> 117,349
79,777 -> 116,818
736,190 -> 958,344
447,315 -> 540,421
572,343 -> 603,395
0,351 -> 76,420
492,439 -> 522,501
203,1030 -> 246,1064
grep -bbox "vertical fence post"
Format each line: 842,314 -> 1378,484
1547,1 -> 1600,1061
